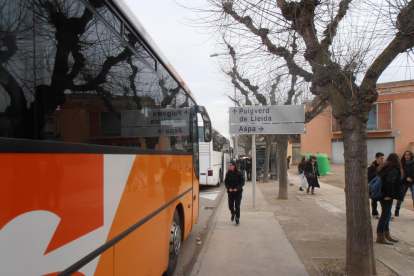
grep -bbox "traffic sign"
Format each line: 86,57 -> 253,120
229,105 -> 305,124
229,123 -> 305,134
122,108 -> 190,127
121,126 -> 189,137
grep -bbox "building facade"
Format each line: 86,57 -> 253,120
301,80 -> 414,163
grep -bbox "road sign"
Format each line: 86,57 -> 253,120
229,105 -> 305,124
122,108 -> 190,127
121,126 -> 189,137
229,123 -> 305,134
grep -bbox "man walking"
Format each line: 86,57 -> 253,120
237,155 -> 247,179
246,155 -> 252,181
368,152 -> 385,219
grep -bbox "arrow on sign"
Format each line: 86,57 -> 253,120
233,109 -> 237,114
184,110 -> 189,115
158,129 -> 163,133
259,127 -> 264,131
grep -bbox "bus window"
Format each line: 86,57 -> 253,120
0,0 -> 211,275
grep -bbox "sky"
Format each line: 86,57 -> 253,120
123,0 -> 413,142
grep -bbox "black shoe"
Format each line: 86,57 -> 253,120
299,187 -> 304,191
395,208 -> 400,217
236,218 -> 240,226
231,213 -> 235,221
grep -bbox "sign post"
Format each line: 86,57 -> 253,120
252,134 -> 256,208
229,105 -> 305,209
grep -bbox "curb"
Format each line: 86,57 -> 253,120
184,187 -> 226,276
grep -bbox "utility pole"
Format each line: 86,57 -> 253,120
234,84 -> 238,158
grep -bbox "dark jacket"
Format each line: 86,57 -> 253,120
246,158 -> 252,170
402,160 -> 414,184
304,161 -> 320,188
298,162 -> 306,174
379,166 -> 404,201
236,159 -> 246,171
224,170 -> 245,193
367,160 -> 379,183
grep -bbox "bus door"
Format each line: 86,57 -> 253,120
192,106 -> 211,226
191,107 -> 200,226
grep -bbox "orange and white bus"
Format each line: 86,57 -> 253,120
0,0 -> 211,275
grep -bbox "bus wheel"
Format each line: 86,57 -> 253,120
165,210 -> 181,276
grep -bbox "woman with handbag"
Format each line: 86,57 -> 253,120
375,153 -> 404,244
394,150 -> 414,217
298,157 -> 308,191
304,156 -> 320,195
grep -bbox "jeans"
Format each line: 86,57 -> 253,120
228,191 -> 243,219
395,183 -> 414,209
371,198 -> 379,216
377,199 -> 393,233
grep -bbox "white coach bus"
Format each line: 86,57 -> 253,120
198,127 -> 231,186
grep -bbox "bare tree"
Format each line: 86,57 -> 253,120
190,0 -> 414,274
216,37 -> 326,196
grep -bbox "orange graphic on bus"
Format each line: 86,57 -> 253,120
0,154 -> 104,254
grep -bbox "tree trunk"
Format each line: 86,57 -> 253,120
277,134 -> 289,200
341,115 -> 376,275
262,135 -> 272,183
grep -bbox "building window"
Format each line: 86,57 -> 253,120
367,105 -> 377,130
331,102 -> 392,133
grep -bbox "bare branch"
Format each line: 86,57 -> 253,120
224,39 -> 267,105
360,2 -> 414,102
222,1 -> 313,82
320,0 -> 353,50
227,70 -> 252,106
304,98 -> 329,123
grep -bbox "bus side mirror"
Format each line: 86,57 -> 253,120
195,105 -> 212,142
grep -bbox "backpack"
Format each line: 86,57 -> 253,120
368,175 -> 383,199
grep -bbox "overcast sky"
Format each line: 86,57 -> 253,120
123,0 -> 413,141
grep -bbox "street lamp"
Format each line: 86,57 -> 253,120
210,53 -> 238,158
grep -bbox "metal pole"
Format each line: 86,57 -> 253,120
252,134 -> 256,209
234,84 -> 238,157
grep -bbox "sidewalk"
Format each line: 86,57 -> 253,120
188,181 -> 308,276
188,175 -> 414,276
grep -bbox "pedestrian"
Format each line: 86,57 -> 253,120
375,153 -> 404,245
287,156 -> 291,169
394,150 -> 414,217
224,160 -> 245,226
368,152 -> 385,219
237,155 -> 246,179
304,156 -> 320,195
246,155 -> 252,181
298,156 -> 308,191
